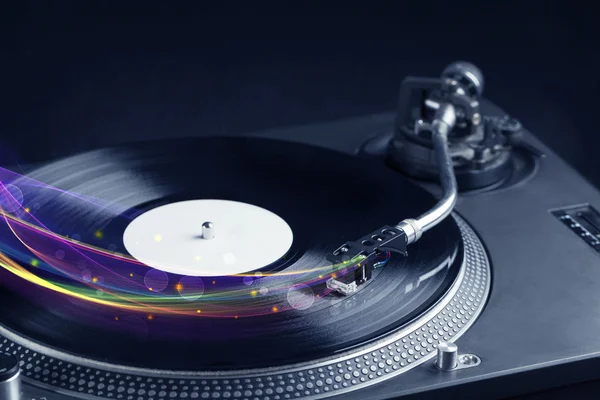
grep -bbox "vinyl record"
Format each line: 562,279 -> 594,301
0,137 -> 463,370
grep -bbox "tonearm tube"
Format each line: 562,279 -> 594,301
396,101 -> 458,244
326,62 -> 481,295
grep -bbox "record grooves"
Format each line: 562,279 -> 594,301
11,59 -> 592,400
0,137 -> 490,399
0,216 -> 489,399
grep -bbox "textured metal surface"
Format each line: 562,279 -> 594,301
0,216 -> 490,399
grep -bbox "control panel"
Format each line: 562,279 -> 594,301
552,204 -> 600,253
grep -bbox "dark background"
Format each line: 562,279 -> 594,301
2,1 -> 599,185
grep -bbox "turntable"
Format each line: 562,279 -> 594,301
0,62 -> 599,400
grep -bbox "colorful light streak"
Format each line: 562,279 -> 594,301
0,168 -> 378,318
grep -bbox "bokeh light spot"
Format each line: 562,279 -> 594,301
177,276 -> 205,301
243,276 -> 253,286
143,269 -> 169,292
287,284 -> 315,310
0,184 -> 24,213
82,270 -> 92,282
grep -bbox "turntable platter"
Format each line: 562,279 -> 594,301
0,137 -> 489,399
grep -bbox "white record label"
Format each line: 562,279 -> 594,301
123,200 -> 294,276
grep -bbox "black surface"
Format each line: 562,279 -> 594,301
0,352 -> 18,381
0,137 -> 463,371
1,2 -> 599,188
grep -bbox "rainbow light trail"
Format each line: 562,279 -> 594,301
0,166 -> 382,318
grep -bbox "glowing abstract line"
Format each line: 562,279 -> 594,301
0,168 -> 373,318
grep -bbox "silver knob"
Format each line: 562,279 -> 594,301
202,221 -> 215,240
0,353 -> 21,400
436,341 -> 458,371
441,61 -> 485,97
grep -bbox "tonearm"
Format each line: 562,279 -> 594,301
326,62 -> 483,295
